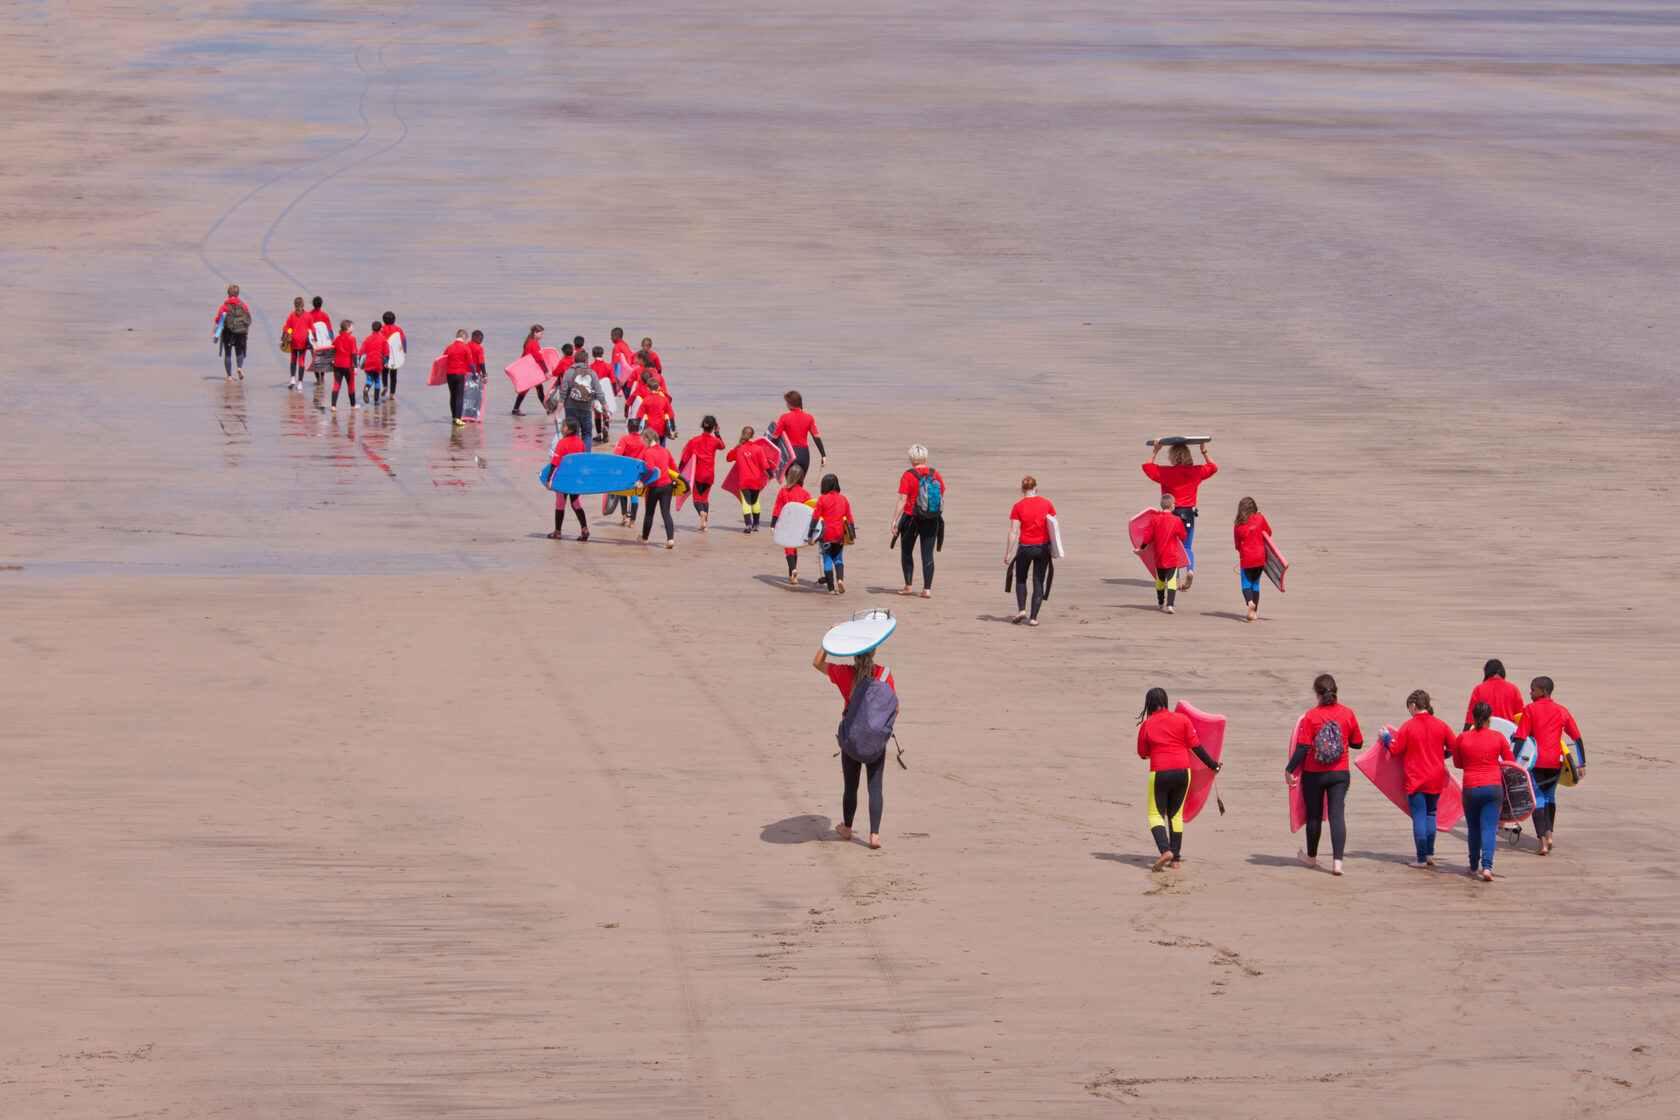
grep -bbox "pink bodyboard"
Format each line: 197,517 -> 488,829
428,355 -> 448,386
1174,701 -> 1225,823
1288,715 -> 1329,833
719,438 -> 784,499
1129,508 -> 1158,576
1263,534 -> 1288,592
1356,725 -> 1465,831
674,456 -> 697,511
505,347 -> 560,393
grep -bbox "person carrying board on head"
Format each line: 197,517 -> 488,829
1143,439 -> 1217,590
1385,689 -> 1457,869
812,642 -> 896,850
1136,687 -> 1222,871
1232,496 -> 1272,622
1135,494 -> 1188,615
1005,476 -> 1056,626
772,464 -> 812,585
1513,676 -> 1585,856
894,444 -> 944,599
1454,702 -> 1518,881
1285,673 -> 1363,877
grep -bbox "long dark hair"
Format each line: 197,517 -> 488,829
1313,674 -> 1338,707
1471,701 -> 1492,729
1484,659 -> 1505,680
1137,686 -> 1170,725
1236,496 -> 1258,526
701,414 -> 718,434
820,473 -> 840,495
523,324 -> 544,347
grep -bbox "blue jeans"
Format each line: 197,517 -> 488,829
564,408 -> 593,451
1406,791 -> 1439,863
1173,507 -> 1198,572
1463,785 -> 1501,871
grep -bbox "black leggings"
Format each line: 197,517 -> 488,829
741,487 -> 762,527
330,366 -> 354,405
1241,565 -> 1264,606
555,496 -> 586,533
446,374 -> 465,420
842,753 -> 885,834
641,484 -> 675,542
1300,770 -> 1350,860
1148,768 -> 1191,856
1532,767 -> 1562,836
383,368 -> 397,394
792,446 -> 811,477
1013,544 -> 1049,619
289,347 -> 308,380
899,514 -> 936,590
694,481 -> 712,514
513,383 -> 546,411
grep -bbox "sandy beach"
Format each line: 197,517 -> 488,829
3,2 -> 1678,1116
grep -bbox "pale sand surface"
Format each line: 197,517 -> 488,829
3,2 -> 1679,1116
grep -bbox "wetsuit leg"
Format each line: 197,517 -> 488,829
899,517 -> 918,585
446,374 -> 464,420
1531,767 -> 1561,836
1030,551 -> 1049,619
841,755 -> 862,828
864,756 -> 884,834
1013,551 -> 1032,611
1147,769 -> 1190,854
1155,567 -> 1178,607
1241,565 -> 1264,606
918,523 -> 936,589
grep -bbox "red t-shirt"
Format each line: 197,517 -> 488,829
1233,513 -> 1272,568
1515,697 -> 1581,770
468,341 -> 486,371
812,492 -> 852,542
284,312 -> 312,348
1010,495 -> 1055,545
726,443 -> 770,490
1465,678 -> 1525,727
645,348 -> 662,371
215,298 -> 248,325
680,433 -> 726,484
307,309 -> 333,346
549,433 -> 586,467
827,662 -> 895,706
522,337 -> 550,373
1453,727 -> 1516,789
641,392 -> 675,436
331,332 -> 358,369
444,340 -> 473,376
775,409 -> 820,448
773,484 -> 811,518
614,433 -> 646,459
360,331 -> 389,371
1143,461 -> 1218,508
1146,510 -> 1188,569
640,443 -> 678,486
1387,713 -> 1456,795
591,358 -> 614,388
1296,703 -> 1363,773
1136,711 -> 1201,771
381,324 -> 405,357
612,339 -> 636,367
898,467 -> 945,517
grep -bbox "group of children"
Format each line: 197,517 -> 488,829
276,296 -> 410,410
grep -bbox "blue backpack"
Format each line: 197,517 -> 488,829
911,469 -> 943,519
836,673 -> 905,768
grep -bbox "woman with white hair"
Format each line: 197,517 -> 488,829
893,444 -> 944,598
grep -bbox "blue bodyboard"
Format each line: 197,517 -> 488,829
541,453 -> 647,495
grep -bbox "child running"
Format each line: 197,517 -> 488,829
811,474 -> 854,594
511,324 -> 550,416
772,391 -> 826,477
546,419 -> 589,541
1006,476 -> 1055,626
1143,439 -> 1217,589
812,643 -> 896,849
1232,496 -> 1272,622
606,419 -> 647,526
1285,673 -> 1363,876
678,416 -> 726,532
1463,659 -> 1525,729
360,319 -> 389,405
1513,676 -> 1585,855
639,436 -> 679,549
725,427 -> 771,532
1135,687 -> 1222,871
1383,689 -> 1457,868
771,465 -> 812,584
329,319 -> 358,412
1453,702 -> 1518,881
1136,494 -> 1188,614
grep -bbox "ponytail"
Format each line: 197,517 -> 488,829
1313,673 -> 1338,707
1471,701 -> 1492,730
1405,689 -> 1433,716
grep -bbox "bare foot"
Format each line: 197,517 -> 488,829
788,574 -> 798,586
1246,604 -> 1257,622
836,824 -> 852,841
1296,850 -> 1318,869
1480,868 -> 1494,882
827,589 -> 837,596
1331,860 -> 1344,876
1027,619 -> 1039,627
898,586 -> 915,596
1151,851 -> 1174,872
921,589 -> 932,599
836,579 -> 846,594
1467,868 -> 1480,880
1010,611 -> 1027,623
664,541 -> 675,549
1164,605 -> 1175,615
868,835 -> 882,850
1405,861 -> 1429,869
1425,857 -> 1436,866
547,531 -> 564,540
1169,858 -> 1181,869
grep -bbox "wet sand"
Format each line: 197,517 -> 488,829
3,2 -> 1679,1116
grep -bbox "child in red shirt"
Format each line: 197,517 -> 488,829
1232,496 -> 1273,622
771,464 -> 812,584
679,416 -> 727,532
1464,659 -> 1525,729
1454,701 -> 1518,880
1135,494 -> 1188,614
1143,440 -> 1217,586
547,418 -> 589,541
329,319 -> 358,412
725,427 -> 772,532
1135,687 -> 1222,870
1285,673 -> 1363,876
1513,676 -> 1585,855
810,473 -> 854,595
283,296 -> 311,388
811,643 -> 895,849
360,321 -> 389,404
606,420 -> 647,525
1006,476 -> 1056,626
639,439 -> 680,548
1383,689 -> 1458,867
772,390 -> 826,477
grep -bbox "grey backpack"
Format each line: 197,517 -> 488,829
836,673 -> 904,768
1311,717 -> 1345,766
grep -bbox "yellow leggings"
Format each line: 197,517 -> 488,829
1147,769 -> 1190,856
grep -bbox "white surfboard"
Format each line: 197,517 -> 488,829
822,608 -> 898,657
308,320 -> 333,350
772,502 -> 820,549
386,328 -> 406,369
1047,514 -> 1065,559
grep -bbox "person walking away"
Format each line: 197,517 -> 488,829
306,296 -> 333,385
1513,677 -> 1585,855
771,391 -> 826,478
606,419 -> 648,525
590,346 -> 615,441
638,373 -> 677,448
283,296 -> 311,389
638,436 -> 680,548
1135,687 -> 1222,870
511,324 -> 550,416
329,319 -> 358,412
559,352 -> 604,454
725,427 -> 771,531
443,330 -> 473,426
1384,689 -> 1457,868
1143,440 -> 1217,589
547,418 -> 589,541
811,474 -> 854,594
679,416 -> 726,532
894,444 -> 944,598
640,336 -> 662,374
1005,476 -> 1055,626
214,284 -> 250,381
360,319 -> 389,405
1285,673 -> 1363,876
1453,702 -> 1518,881
1136,494 -> 1188,614
1232,496 -> 1272,622
380,312 -> 405,398
812,644 -> 896,849
1464,659 -> 1525,729
772,464 -> 812,584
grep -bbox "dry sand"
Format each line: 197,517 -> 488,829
3,1 -> 1678,1116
